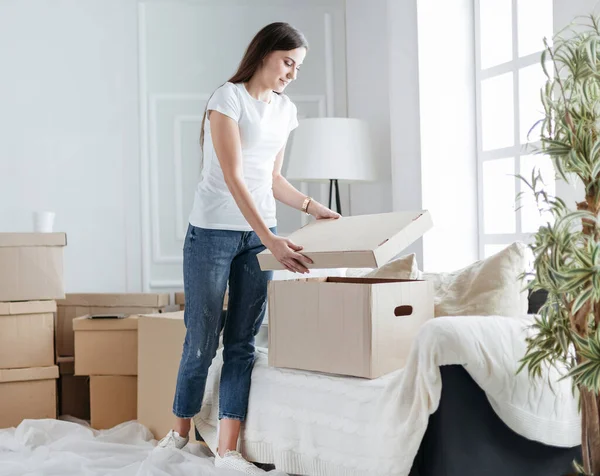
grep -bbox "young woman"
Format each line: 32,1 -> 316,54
157,22 -> 340,473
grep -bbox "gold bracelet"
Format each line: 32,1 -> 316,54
301,196 -> 313,215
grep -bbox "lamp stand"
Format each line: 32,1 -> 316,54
328,179 -> 342,215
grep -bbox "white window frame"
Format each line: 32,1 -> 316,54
474,0 -> 553,259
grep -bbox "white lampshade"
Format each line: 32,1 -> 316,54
285,118 -> 377,183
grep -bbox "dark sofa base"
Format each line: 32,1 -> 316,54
409,365 -> 581,476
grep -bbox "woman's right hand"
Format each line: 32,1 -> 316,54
265,235 -> 313,274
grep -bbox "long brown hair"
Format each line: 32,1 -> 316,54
199,22 -> 308,155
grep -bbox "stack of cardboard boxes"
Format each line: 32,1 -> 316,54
0,231 -> 174,431
64,293 -> 169,429
0,233 -> 67,429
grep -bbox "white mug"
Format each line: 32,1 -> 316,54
33,211 -> 56,233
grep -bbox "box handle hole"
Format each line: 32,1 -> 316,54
394,305 -> 413,317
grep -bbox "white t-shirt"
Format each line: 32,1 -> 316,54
188,82 -> 299,231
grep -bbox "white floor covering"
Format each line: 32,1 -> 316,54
0,417 -> 287,476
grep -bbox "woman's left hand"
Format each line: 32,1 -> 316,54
308,200 -> 341,220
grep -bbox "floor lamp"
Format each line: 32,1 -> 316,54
284,118 -> 377,215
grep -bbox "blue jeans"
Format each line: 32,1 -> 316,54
173,224 -> 274,421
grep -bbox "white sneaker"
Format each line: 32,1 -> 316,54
157,429 -> 189,449
214,449 -> 266,474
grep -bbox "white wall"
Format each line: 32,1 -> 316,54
0,0 -> 471,291
0,0 -> 395,293
417,0 -> 479,272
0,0 -> 141,293
388,0 -> 425,265
554,0 -> 600,26
345,0 -> 393,217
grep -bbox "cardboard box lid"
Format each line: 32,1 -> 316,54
258,210 -> 433,270
57,293 -> 170,308
0,233 -> 67,247
72,315 -> 139,331
0,365 -> 59,383
0,300 -> 57,316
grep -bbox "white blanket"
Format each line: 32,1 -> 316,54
195,315 -> 581,476
0,418 -> 286,475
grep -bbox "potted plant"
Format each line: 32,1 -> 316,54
520,15 -> 600,475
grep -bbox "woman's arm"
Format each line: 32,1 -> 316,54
272,141 -> 341,220
210,111 -> 313,273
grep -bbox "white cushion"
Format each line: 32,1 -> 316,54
422,242 -> 529,317
344,253 -> 420,279
364,253 -> 420,279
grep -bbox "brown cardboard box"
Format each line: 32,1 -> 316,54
0,366 -> 58,428
137,311 -> 201,441
0,300 -> 55,369
0,233 -> 66,301
268,277 -> 434,378
259,211 -> 435,378
90,375 -> 136,429
73,316 -> 138,376
56,293 -> 170,357
58,357 -> 90,420
173,290 -> 228,311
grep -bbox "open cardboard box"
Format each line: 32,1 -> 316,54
258,211 -> 435,379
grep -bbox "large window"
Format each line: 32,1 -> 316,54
475,0 -> 555,258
